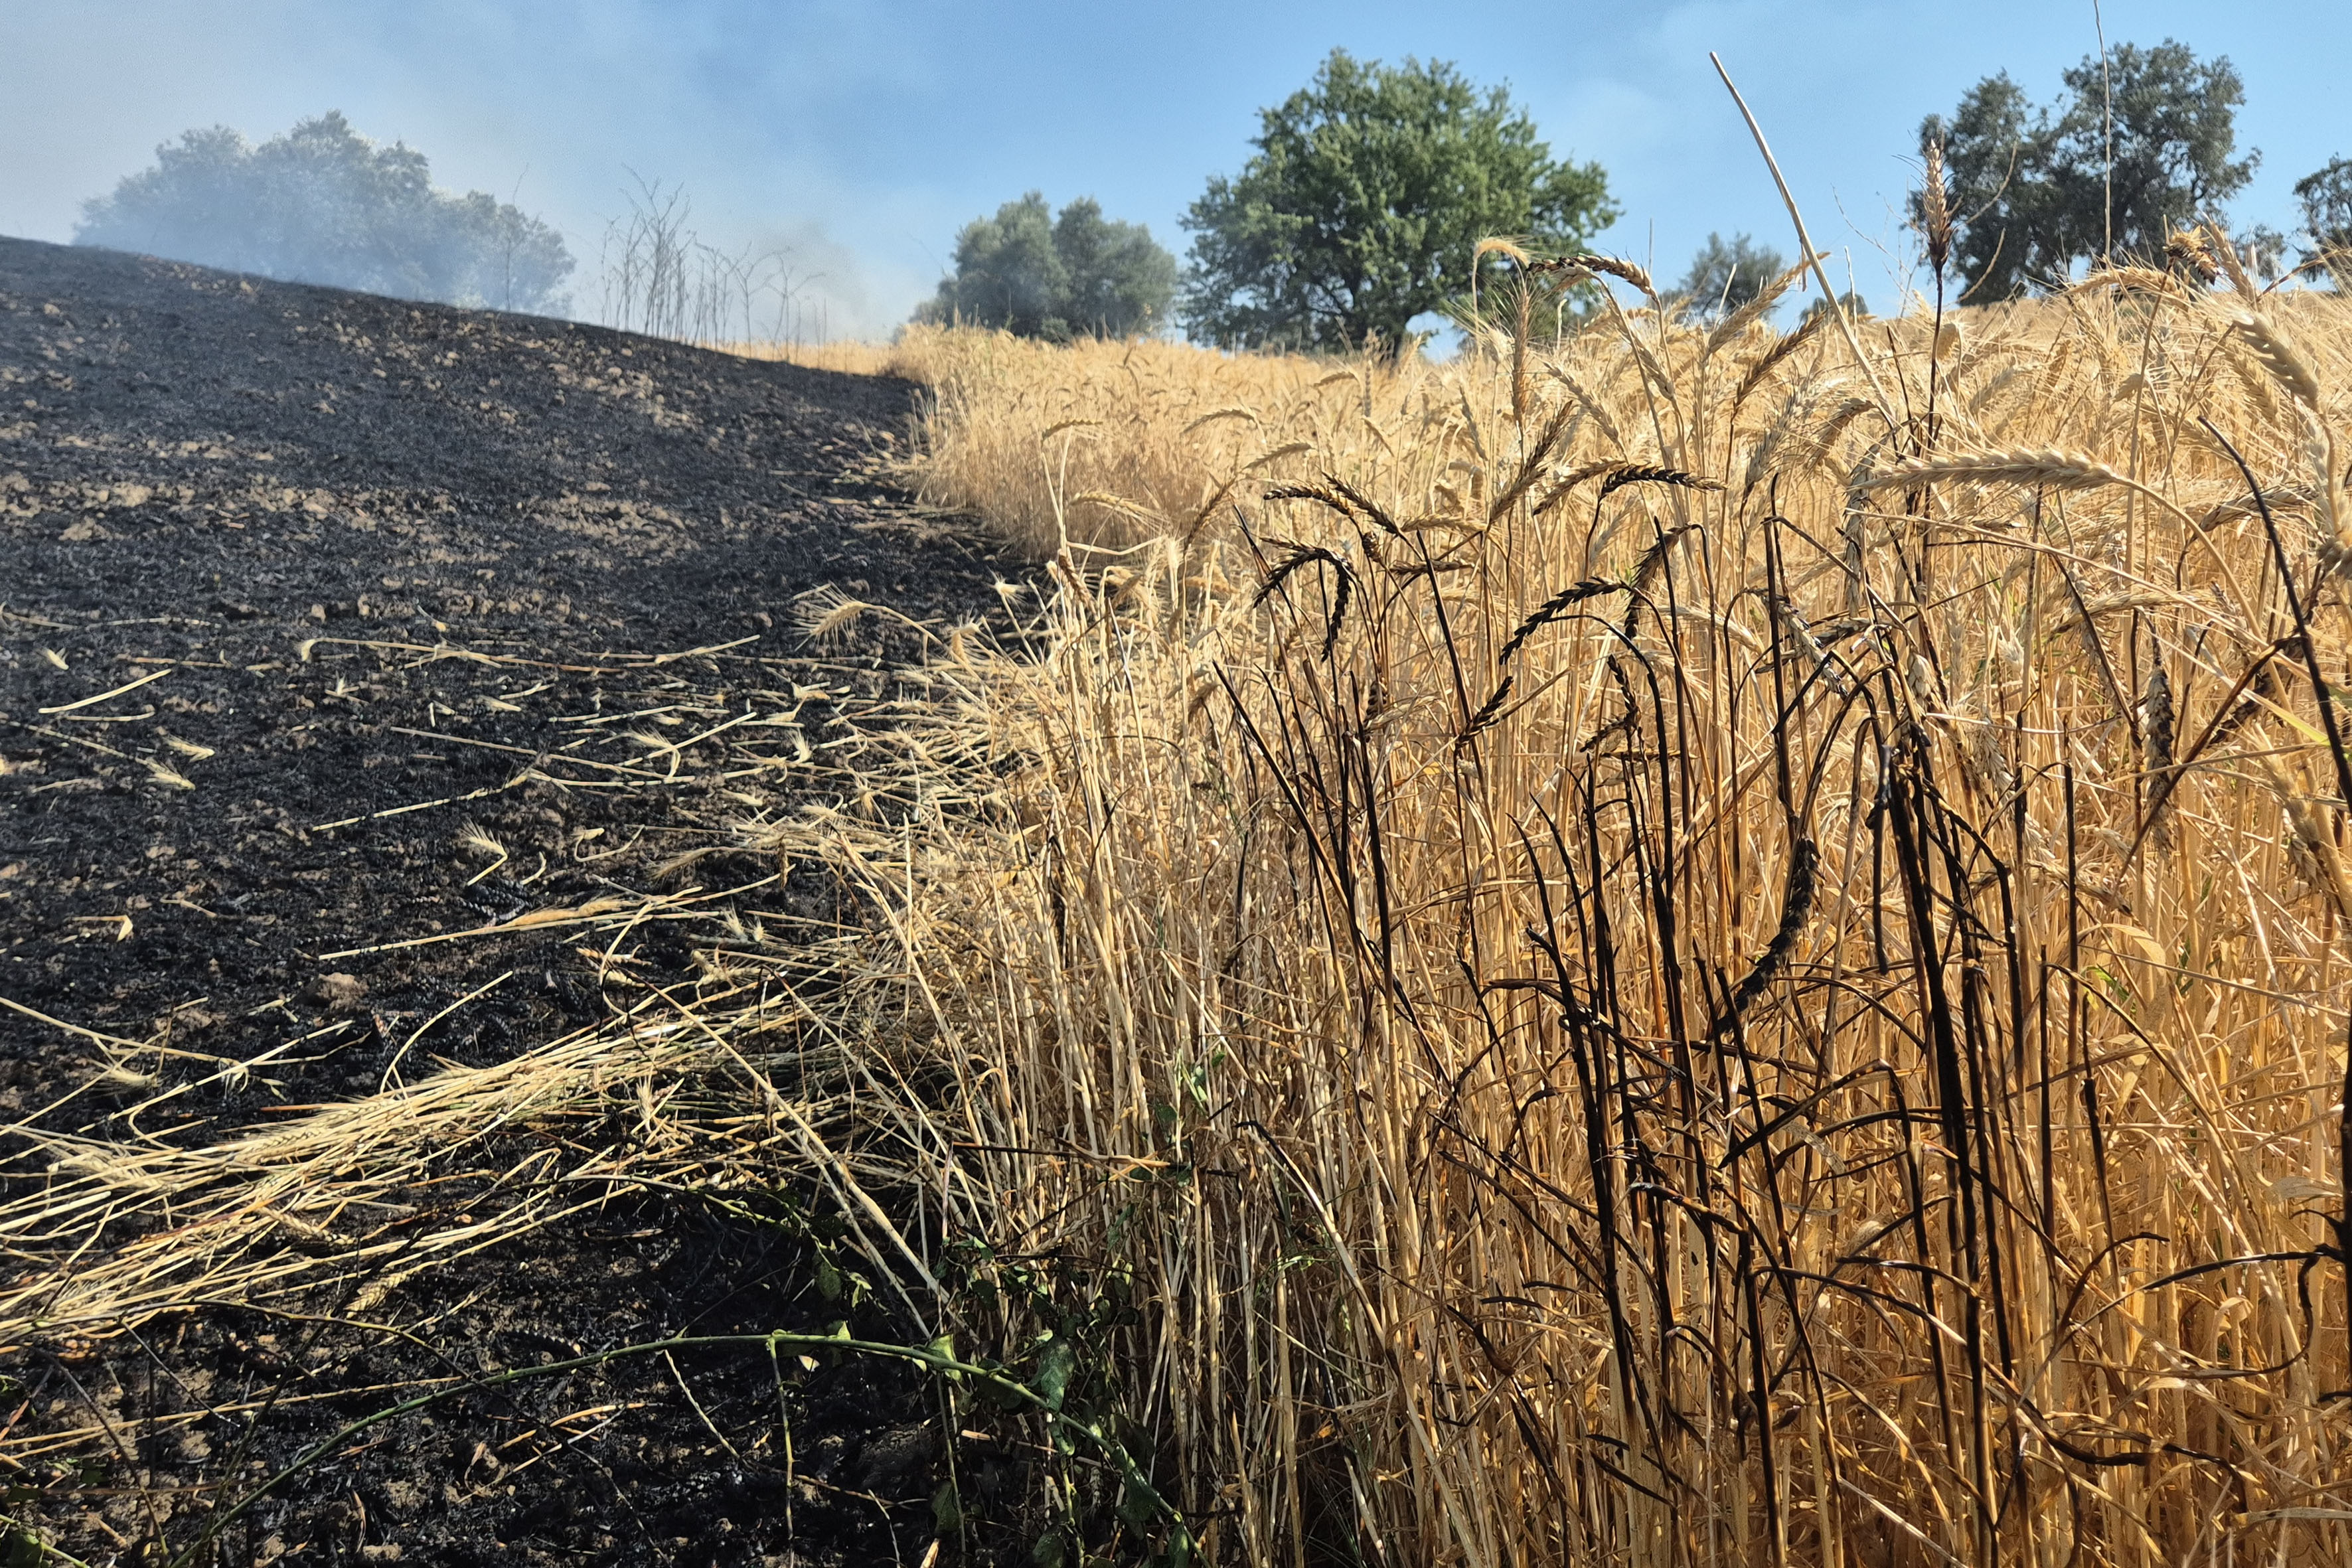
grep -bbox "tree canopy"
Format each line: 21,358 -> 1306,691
915,193 -> 1175,340
76,112 -> 574,314
1921,40 -> 2255,297
2296,157 -> 2352,260
1180,49 -> 1616,353
1673,232 -> 1788,319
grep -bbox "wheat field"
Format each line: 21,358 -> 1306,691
785,247 -> 2352,1565
17,246 -> 2352,1565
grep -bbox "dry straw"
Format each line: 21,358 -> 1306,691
784,277 -> 2352,1565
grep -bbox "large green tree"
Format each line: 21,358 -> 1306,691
1674,232 -> 1788,319
916,193 -> 1175,339
76,112 -> 574,313
2296,157 -> 2352,259
1180,49 -> 1616,353
1921,40 -> 2256,297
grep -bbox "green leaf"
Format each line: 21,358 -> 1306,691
813,1251 -> 842,1302
1030,1530 -> 1067,1568
932,1478 -> 963,1533
927,1333 -> 961,1381
1034,1337 -> 1077,1411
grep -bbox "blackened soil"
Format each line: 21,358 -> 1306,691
0,236 -> 1028,1565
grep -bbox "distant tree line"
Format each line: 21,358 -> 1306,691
925,50 -> 1617,353
923,37 -> 2352,351
72,42 -> 2352,348
76,112 -> 573,314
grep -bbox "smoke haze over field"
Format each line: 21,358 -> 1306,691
76,112 -> 576,313
6,1 -> 2352,337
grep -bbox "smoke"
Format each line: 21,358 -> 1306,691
27,0 -> 2161,343
739,220 -> 895,345
76,112 -> 575,314
1,0 -> 1184,343
592,177 -> 879,345
0,1 -> 954,340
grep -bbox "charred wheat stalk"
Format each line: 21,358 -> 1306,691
1623,524 -> 1698,641
1264,475 -> 1403,538
1535,251 -> 1658,302
1770,597 -> 1852,696
1496,578 -> 1633,666
1457,676 -> 1514,747
1254,542 -> 1356,659
1707,836 -> 1819,1041
1597,464 -> 1725,504
2140,663 -> 2175,845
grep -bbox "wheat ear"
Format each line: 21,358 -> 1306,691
1858,447 -> 2130,494
2233,312 -> 2323,412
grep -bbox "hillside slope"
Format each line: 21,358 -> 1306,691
0,237 -> 1010,1565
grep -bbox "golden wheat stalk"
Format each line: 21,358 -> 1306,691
70,305 -> 2347,1568
792,584 -> 876,641
1730,309 -> 1832,415
2233,311 -> 2323,411
1921,137 -> 1952,275
1704,252 -> 1822,355
2072,266 -> 2193,299
1538,251 -> 1657,300
1857,446 -> 2128,493
2207,216 -> 2261,303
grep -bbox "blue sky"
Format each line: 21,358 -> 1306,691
4,2 -> 2349,337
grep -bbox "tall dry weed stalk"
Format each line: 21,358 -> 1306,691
794,275 -> 2352,1565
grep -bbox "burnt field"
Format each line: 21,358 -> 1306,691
0,236 -> 1026,1565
